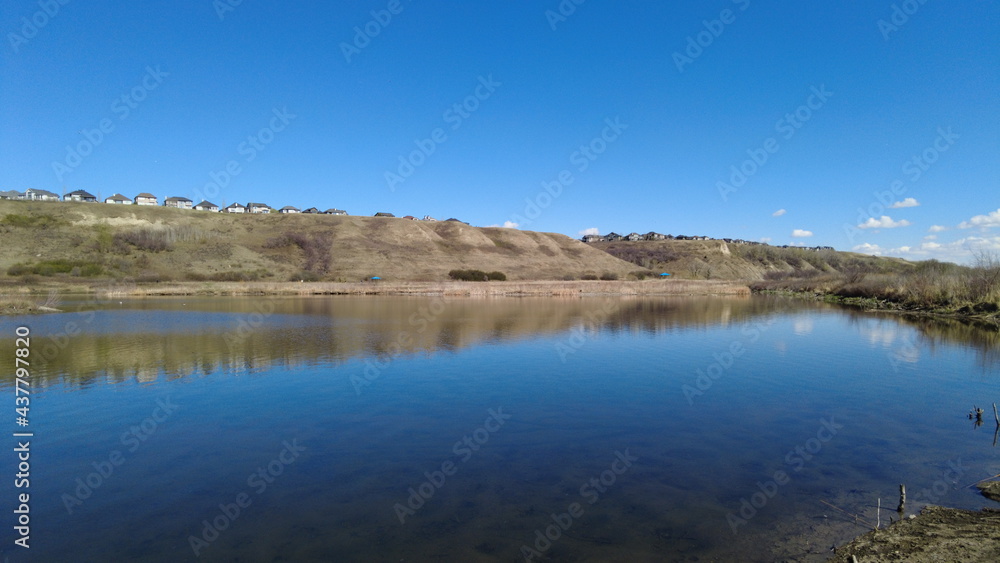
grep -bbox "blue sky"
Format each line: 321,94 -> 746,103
2,1 -> 997,263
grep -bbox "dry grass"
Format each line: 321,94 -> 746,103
120,279 -> 751,297
0,200 -> 639,282
753,256 -> 1000,314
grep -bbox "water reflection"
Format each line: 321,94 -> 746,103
3,295 -> 785,388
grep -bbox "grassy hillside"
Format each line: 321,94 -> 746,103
0,200 -> 640,283
590,239 -> 912,281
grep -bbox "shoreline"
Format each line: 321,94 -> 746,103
827,504 -> 1000,562
753,288 -> 1000,326
1,279 -> 751,313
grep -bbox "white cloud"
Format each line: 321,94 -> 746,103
791,229 -> 813,238
578,227 -> 599,236
852,243 -> 883,255
501,221 -> 519,229
923,234 -> 937,241
869,236 -> 1000,264
771,209 -> 786,217
857,216 -> 911,229
759,237 -> 772,243
958,208 -> 1000,229
889,197 -> 919,208
928,225 -> 947,233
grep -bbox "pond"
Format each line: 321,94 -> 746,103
1,295 -> 998,562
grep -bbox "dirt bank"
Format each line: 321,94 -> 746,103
827,505 -> 1000,562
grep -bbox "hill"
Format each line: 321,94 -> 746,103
590,239 -> 913,281
0,200 -> 640,283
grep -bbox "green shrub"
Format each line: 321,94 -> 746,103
599,272 -> 619,281
581,274 -> 599,281
448,269 -> 493,281
486,271 -> 506,281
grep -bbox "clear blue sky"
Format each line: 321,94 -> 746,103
2,1 -> 997,263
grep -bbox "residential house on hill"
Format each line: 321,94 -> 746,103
135,193 -> 158,206
374,212 -> 395,217
24,188 -> 60,201
279,206 -> 300,214
581,234 -> 602,243
324,209 -> 347,215
604,232 -> 623,241
247,202 -> 271,214
225,202 -> 247,213
644,232 -> 667,241
0,190 -> 23,200
422,215 -> 437,222
626,232 -> 642,241
301,207 -> 320,214
193,201 -> 219,212
65,189 -> 97,202
164,197 -> 193,209
105,193 -> 132,204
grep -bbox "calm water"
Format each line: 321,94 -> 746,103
1,295 -> 998,562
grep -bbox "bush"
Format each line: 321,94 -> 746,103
2,213 -> 63,228
448,269 -> 489,281
599,272 -> 619,281
581,274 -> 599,281
7,260 -> 103,277
486,271 -> 506,281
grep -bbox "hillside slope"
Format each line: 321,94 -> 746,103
591,239 -> 913,281
0,201 -> 639,282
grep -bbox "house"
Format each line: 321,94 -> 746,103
402,215 -> 416,220
247,202 -> 271,214
0,190 -> 23,200
422,215 -> 437,222
301,207 -> 320,214
374,212 -> 395,218
581,234 -> 602,243
644,232 -> 667,241
279,206 -> 300,214
193,201 -> 219,212
626,232 -> 642,241
23,188 -> 61,201
105,193 -> 132,204
164,196 -> 193,209
65,189 -> 97,202
604,232 -> 623,241
324,208 -> 347,215
135,193 -> 158,206
225,202 -> 247,213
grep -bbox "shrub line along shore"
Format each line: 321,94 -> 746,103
752,288 -> 1000,325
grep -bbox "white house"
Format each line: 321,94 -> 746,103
105,193 -> 132,204
23,188 -> 60,201
225,202 -> 247,213
247,202 -> 271,214
164,197 -> 193,209
193,201 -> 219,212
279,206 -> 300,214
135,193 -> 158,206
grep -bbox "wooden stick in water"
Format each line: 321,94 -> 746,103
897,484 -> 905,517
